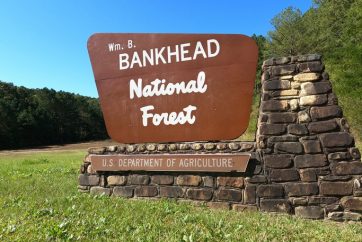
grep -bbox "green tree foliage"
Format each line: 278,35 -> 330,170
265,7 -> 308,56
251,34 -> 267,93
0,81 -> 108,149
265,0 -> 361,56
265,0 -> 362,143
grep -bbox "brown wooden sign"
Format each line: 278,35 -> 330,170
87,33 -> 258,143
89,153 -> 250,172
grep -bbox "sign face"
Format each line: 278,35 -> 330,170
87,33 -> 258,143
89,153 -> 250,172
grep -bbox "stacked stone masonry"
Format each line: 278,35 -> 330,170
79,54 -> 362,221
258,54 -> 362,221
79,141 -> 260,212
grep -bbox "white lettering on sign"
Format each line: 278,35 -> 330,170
120,39 -> 222,127
130,71 -> 207,127
119,39 -> 220,70
129,71 -> 207,99
178,158 -> 233,168
140,105 -> 197,126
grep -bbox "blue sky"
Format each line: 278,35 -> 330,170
0,1 -> 312,97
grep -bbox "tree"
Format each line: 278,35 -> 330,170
265,7 -> 308,57
251,34 -> 267,93
0,81 -> 108,149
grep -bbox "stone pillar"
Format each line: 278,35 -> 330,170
257,54 -> 362,221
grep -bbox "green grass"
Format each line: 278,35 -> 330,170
324,55 -> 362,152
239,95 -> 260,141
1,151 -> 362,241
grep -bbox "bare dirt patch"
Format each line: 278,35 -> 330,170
0,140 -> 118,155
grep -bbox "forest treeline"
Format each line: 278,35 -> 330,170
0,81 -> 107,149
252,0 -> 361,143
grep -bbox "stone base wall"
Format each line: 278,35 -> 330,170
79,54 -> 362,221
79,142 -> 261,211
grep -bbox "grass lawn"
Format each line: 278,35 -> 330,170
1,151 -> 362,241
